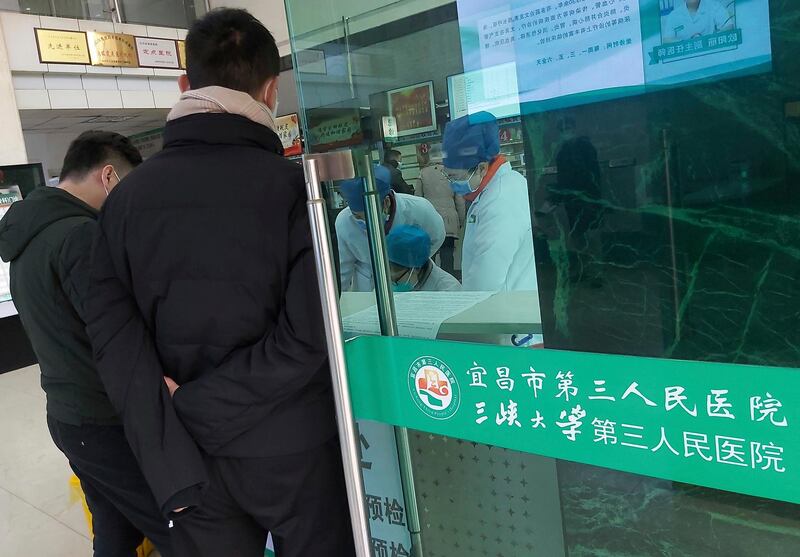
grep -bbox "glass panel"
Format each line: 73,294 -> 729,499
14,0 -> 205,26
119,0 -> 206,28
17,0 -> 108,20
287,0 -> 800,555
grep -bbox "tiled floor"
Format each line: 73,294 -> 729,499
0,366 -> 92,556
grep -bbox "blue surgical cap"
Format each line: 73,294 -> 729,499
442,112 -> 500,170
338,164 -> 392,213
386,225 -> 431,269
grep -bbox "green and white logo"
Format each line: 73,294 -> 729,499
408,356 -> 461,420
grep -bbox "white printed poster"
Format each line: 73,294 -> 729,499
455,0 -> 773,114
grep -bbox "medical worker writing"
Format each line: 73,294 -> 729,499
664,0 -> 734,43
441,112 -> 539,294
386,225 -> 461,292
336,164 -> 445,291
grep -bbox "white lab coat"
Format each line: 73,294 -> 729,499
665,0 -> 731,42
462,162 -> 538,292
419,262 -> 462,292
336,193 -> 445,292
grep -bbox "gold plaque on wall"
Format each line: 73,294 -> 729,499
34,28 -> 91,64
86,31 -> 138,67
177,40 -> 187,70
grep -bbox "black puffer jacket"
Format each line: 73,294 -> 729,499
86,113 -> 337,509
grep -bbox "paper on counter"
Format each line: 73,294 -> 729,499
342,291 -> 494,340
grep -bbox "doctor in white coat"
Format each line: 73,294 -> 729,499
335,164 -> 445,291
664,0 -> 733,43
442,112 -> 539,294
386,225 -> 461,292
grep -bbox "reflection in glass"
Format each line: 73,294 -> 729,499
17,0 -> 110,20
119,0 -> 206,30
335,165 -> 445,292
386,225 -> 460,292
442,112 -> 539,294
15,0 -> 206,27
455,0 -> 771,115
285,0 -> 800,554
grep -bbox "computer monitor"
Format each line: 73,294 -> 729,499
387,81 -> 438,137
447,62 -> 521,121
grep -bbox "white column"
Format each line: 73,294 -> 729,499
0,20 -> 26,165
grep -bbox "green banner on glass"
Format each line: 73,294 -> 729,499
345,336 -> 798,504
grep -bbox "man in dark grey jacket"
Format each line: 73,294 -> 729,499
0,132 -> 196,557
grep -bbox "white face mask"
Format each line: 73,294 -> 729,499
265,80 -> 279,119
103,169 -> 121,197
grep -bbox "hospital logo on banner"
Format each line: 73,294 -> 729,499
408,356 -> 461,420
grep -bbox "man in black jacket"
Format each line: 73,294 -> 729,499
0,131 -> 187,557
86,9 -> 354,557
383,149 -> 415,195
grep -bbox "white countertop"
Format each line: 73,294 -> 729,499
0,300 -> 18,318
340,291 -> 542,335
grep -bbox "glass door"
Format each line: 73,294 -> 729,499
288,0 -> 800,555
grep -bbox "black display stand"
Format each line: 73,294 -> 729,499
0,315 -> 37,375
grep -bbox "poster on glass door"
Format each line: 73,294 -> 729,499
454,0 -> 772,116
358,420 -> 413,556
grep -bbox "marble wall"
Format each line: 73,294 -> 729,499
527,1 -> 800,554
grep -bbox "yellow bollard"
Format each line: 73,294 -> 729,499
69,475 -> 155,557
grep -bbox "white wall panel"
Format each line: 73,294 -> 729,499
153,90 -> 179,109
121,90 -> 155,108
14,90 -> 50,110
44,73 -> 83,89
48,90 -> 88,109
86,89 -> 123,109
12,74 -> 45,89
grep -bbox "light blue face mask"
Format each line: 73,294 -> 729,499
392,281 -> 414,293
392,268 -> 417,292
448,167 -> 478,196
353,211 -> 390,231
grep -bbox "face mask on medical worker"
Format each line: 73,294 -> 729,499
386,224 -> 431,292
351,193 -> 392,231
392,267 -> 418,292
444,164 -> 486,196
352,210 -> 390,232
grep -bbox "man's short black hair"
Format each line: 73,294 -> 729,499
186,8 -> 280,95
385,149 -> 402,163
60,131 -> 142,182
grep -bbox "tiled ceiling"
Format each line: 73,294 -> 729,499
19,109 -> 170,136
